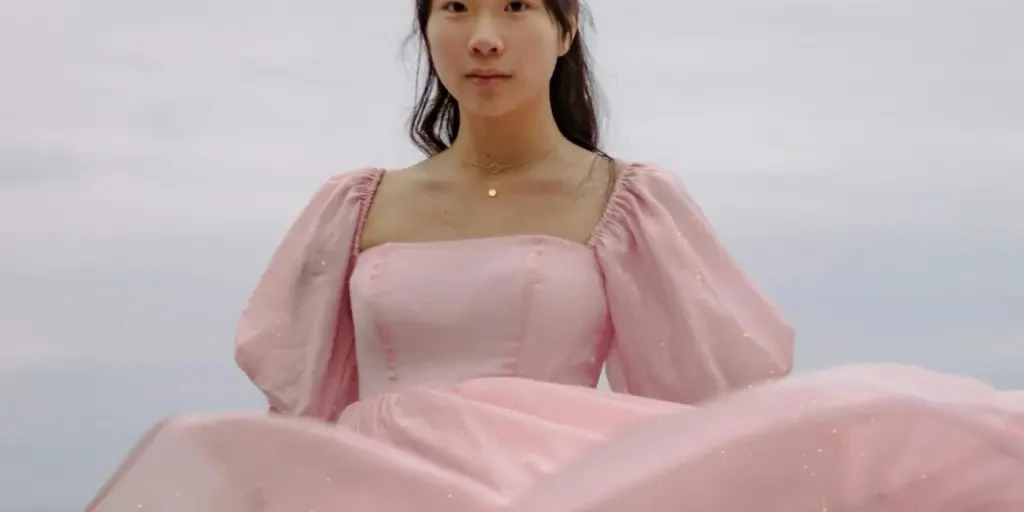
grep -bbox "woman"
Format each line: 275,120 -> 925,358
88,1 -> 1024,510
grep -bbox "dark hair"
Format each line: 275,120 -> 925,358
408,0 -> 606,157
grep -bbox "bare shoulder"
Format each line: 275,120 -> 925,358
583,154 -> 629,199
372,162 -> 425,200
358,160 -> 433,251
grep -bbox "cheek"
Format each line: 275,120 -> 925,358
426,27 -> 464,79
519,31 -> 560,80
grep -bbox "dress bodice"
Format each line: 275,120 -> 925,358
235,163 -> 794,419
350,235 -> 610,399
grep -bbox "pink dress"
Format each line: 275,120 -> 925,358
88,163 -> 1024,511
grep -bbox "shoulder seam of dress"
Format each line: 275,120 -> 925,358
330,167 -> 385,258
589,161 -> 662,249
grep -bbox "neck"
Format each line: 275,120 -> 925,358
451,96 -> 563,171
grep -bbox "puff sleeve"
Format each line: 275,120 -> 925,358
234,168 -> 380,420
594,163 -> 794,404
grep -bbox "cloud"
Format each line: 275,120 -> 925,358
0,0 -> 1022,508
0,0 -> 1019,388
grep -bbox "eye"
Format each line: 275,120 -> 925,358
440,1 -> 467,13
505,1 -> 530,13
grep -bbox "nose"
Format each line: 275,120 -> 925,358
467,18 -> 504,56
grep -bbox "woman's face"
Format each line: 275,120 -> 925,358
426,0 -> 573,118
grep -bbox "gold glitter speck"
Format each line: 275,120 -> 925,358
487,189 -> 498,197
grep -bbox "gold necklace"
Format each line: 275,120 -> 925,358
459,147 -> 557,198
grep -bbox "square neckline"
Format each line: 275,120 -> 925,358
354,160 -> 639,257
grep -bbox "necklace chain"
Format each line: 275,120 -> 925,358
459,147 -> 557,198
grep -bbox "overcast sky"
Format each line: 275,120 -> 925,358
1,0 -> 1022,509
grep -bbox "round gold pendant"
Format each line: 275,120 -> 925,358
487,188 -> 498,197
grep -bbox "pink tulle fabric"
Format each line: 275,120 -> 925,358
87,164 -> 1024,511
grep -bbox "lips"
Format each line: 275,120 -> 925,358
466,73 -> 509,87
466,69 -> 509,79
